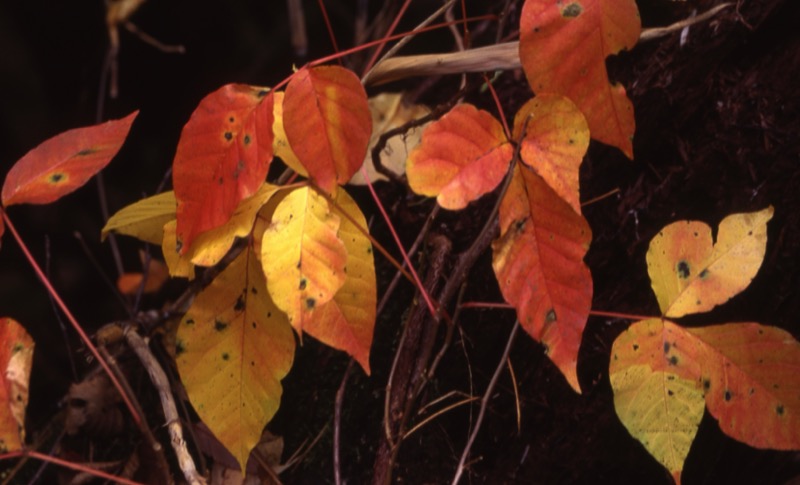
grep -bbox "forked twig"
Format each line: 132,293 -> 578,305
451,320 -> 520,485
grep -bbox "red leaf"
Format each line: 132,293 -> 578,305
283,66 -> 372,194
173,84 -> 274,254
519,0 -> 640,158
407,104 -> 513,210
2,111 -> 138,206
0,317 -> 34,453
492,165 -> 593,392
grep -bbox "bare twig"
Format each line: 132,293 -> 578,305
124,328 -> 206,485
451,320 -> 520,485
365,3 -> 734,86
333,360 -> 355,485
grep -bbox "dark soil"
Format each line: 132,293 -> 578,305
1,0 -> 799,484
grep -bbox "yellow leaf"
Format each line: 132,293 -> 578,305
272,91 -> 306,177
160,183 -> 281,278
176,247 -> 294,471
162,220 -> 195,279
1,317 -> 34,453
189,182 -> 281,267
102,191 -> 176,245
349,92 -> 430,185
261,186 -> 347,333
647,206 -> 773,317
303,188 -> 376,373
610,364 -> 703,485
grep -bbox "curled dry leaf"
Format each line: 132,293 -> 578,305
0,317 -> 34,453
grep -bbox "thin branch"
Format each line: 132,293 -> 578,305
366,3 -> 734,86
124,328 -> 206,485
333,360 -> 355,485
451,320 -> 520,485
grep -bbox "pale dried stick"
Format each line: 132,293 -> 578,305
124,329 -> 206,485
365,3 -> 733,86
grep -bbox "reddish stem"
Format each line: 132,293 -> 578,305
358,166 -> 440,323
0,450 -> 145,485
589,310 -> 655,321
483,73 -> 511,138
1,211 -> 141,426
315,0 -> 341,59
362,0 -> 413,76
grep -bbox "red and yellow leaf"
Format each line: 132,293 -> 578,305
173,84 -> 274,254
271,91 -> 306,177
513,94 -> 590,215
610,364 -> 703,485
519,0 -> 640,158
647,207 -> 773,318
102,191 -> 177,245
303,188 -> 376,373
611,318 -> 800,479
2,111 -> 138,206
162,220 -> 194,279
407,104 -> 513,210
283,66 -> 371,194
492,165 -> 592,392
261,186 -> 348,333
1,317 -> 34,453
687,323 -> 800,450
176,246 -> 295,471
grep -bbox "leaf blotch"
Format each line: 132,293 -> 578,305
48,172 -> 66,184
667,389 -> 674,396
214,319 -> 229,332
176,339 -> 186,355
299,278 -> 308,290
224,131 -> 233,141
668,355 -> 679,366
632,344 -> 639,351
702,379 -> 711,390
544,309 -> 557,324
724,390 -> 732,401
676,260 -> 691,279
699,268 -> 710,279
561,2 -> 583,17
663,342 -> 671,353
306,298 -> 316,310
234,293 -> 246,311
222,352 -> 230,361
185,318 -> 195,326
776,405 -> 785,416
244,134 -> 251,145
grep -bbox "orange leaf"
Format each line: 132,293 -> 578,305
0,317 -> 34,453
303,188 -> 376,374
2,111 -> 138,206
647,207 -> 773,318
282,66 -> 372,194
492,166 -> 592,392
513,94 -> 590,215
173,85 -> 274,254
519,0 -> 640,158
116,255 -> 169,295
176,246 -> 294,470
261,186 -> 348,333
611,319 -> 800,453
407,104 -> 513,210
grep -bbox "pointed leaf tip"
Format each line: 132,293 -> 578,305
2,111 -> 138,206
492,166 -> 592,393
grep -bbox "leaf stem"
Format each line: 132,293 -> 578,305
1,211 -> 142,426
0,450 -> 145,485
